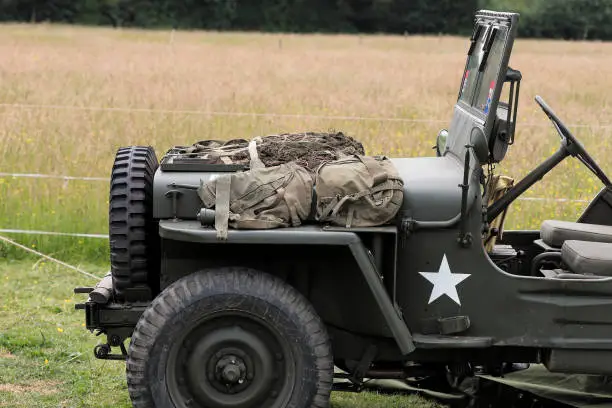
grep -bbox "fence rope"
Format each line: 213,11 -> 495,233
0,172 -> 108,181
0,229 -> 108,239
0,234 -> 103,281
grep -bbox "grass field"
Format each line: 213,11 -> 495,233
1,23 -> 612,262
1,23 -> 612,407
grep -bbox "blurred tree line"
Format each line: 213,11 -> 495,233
0,0 -> 611,40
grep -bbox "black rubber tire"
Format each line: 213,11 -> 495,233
126,267 -> 334,408
109,146 -> 159,301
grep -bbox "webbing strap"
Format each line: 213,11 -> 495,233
231,174 -> 290,213
248,137 -> 265,169
346,205 -> 355,228
281,188 -> 302,227
232,218 -> 287,229
231,187 -> 288,229
214,175 -> 232,240
327,181 -> 401,217
318,196 -> 340,219
216,146 -> 250,156
330,189 -> 373,218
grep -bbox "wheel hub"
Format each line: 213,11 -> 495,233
215,354 -> 247,386
217,356 -> 246,385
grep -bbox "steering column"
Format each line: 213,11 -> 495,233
487,95 -> 610,223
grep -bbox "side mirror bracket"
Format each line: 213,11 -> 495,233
458,144 -> 475,248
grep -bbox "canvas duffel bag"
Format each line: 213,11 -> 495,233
198,161 -> 313,240
314,155 -> 404,228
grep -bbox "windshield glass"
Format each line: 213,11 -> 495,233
474,26 -> 509,114
444,11 -> 518,164
458,24 -> 510,116
458,24 -> 487,105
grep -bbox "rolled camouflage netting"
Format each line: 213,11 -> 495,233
167,131 -> 365,172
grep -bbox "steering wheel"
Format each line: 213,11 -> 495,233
535,95 -> 611,186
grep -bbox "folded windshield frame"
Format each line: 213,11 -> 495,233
456,12 -> 518,135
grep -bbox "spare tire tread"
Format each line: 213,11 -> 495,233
109,146 -> 159,301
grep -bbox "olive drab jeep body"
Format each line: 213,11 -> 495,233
76,10 -> 612,408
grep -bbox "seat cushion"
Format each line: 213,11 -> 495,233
541,220 -> 612,247
562,240 -> 612,276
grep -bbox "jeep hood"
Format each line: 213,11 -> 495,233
391,155 -> 477,223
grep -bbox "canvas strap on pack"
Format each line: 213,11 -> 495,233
214,174 -> 232,240
230,188 -> 289,230
210,169 -> 300,238
283,187 -> 302,227
248,137 -> 265,170
324,183 -> 397,228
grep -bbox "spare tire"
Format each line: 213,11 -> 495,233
109,146 -> 159,301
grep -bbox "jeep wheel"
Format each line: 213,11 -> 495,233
126,267 -> 334,408
109,146 -> 159,301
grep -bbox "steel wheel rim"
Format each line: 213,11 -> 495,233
165,310 -> 297,408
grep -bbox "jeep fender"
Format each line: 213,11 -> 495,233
158,220 -> 416,355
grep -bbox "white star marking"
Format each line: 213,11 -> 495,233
419,254 -> 471,306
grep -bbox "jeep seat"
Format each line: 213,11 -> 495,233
540,220 -> 612,247
562,240 -> 612,276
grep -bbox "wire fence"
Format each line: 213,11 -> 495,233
0,102 -> 450,124
0,170 -> 593,240
0,102 -> 599,240
2,102 -> 612,129
0,103 -> 601,280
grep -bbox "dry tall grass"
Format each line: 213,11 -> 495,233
1,23 -> 611,261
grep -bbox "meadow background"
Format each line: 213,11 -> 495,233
1,23 -> 611,407
1,23 -> 610,263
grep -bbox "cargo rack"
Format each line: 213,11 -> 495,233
159,147 -> 249,172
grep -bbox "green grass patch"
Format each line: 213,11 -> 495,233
0,260 -> 445,407
0,260 -> 128,407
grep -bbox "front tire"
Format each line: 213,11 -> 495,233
126,267 -> 334,408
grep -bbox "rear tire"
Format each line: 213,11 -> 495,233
126,267 -> 334,408
109,146 -> 159,301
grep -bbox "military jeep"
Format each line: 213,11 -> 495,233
76,10 -> 612,408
